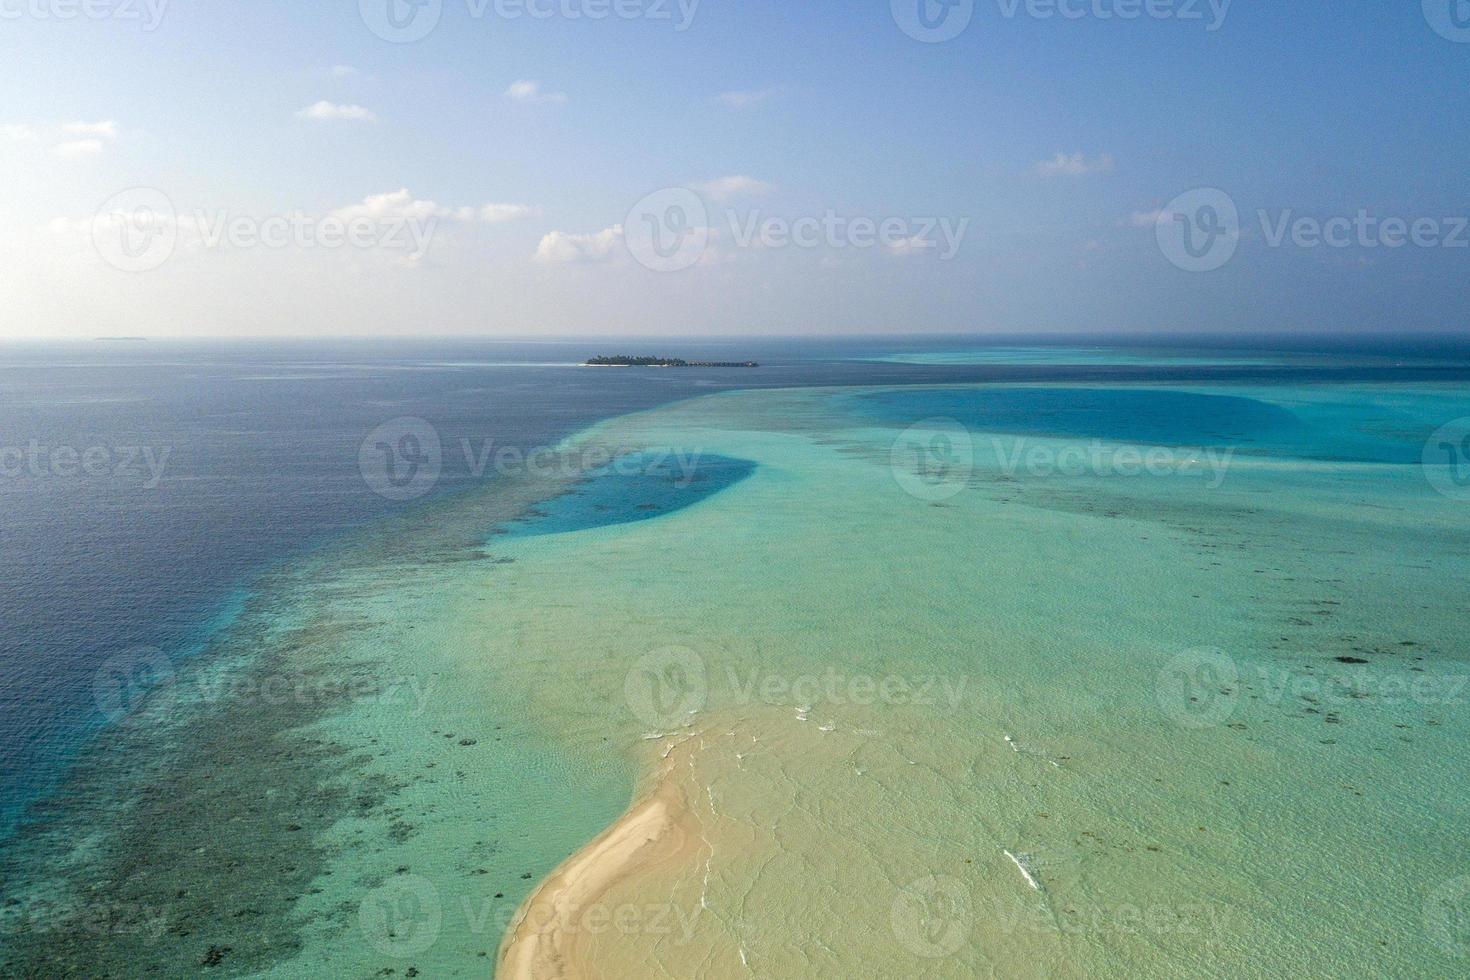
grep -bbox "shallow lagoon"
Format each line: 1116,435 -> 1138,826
4,358 -> 1469,978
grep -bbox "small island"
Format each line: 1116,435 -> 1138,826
585,356 -> 759,368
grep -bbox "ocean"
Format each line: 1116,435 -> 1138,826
1,335 -> 1468,977
0,336 -> 918,839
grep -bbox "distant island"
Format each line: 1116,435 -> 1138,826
585,356 -> 759,368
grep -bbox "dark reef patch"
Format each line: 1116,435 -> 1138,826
0,450 -> 608,978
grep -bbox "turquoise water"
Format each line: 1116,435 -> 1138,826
850,385 -> 1437,463
861,345 -> 1291,367
468,377 -> 1470,977
0,338 -> 922,842
3,339 -> 1469,977
857,340 -> 1470,369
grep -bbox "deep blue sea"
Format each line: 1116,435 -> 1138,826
2,334 -> 1469,841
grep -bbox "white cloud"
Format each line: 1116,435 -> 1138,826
296,101 -> 378,122
330,189 -> 533,226
692,175 -> 773,202
331,189 -> 445,222
479,203 -> 535,224
46,120 -> 121,157
45,210 -> 213,259
329,65 -> 359,78
717,88 -> 779,109
534,226 -> 623,263
43,216 -> 92,239
1125,209 -> 1167,228
53,139 -> 105,158
63,120 -> 120,139
6,120 -> 121,153
44,190 -> 524,265
1034,152 -> 1115,177
505,80 -> 567,105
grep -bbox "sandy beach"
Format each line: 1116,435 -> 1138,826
498,737 -> 706,979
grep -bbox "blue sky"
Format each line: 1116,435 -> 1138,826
2,0 -> 1467,337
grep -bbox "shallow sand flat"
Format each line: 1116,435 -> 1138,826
472,383 -> 1470,977
7,381 -> 1467,978
499,736 -> 706,979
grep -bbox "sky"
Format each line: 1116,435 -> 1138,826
1,0 -> 1467,338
